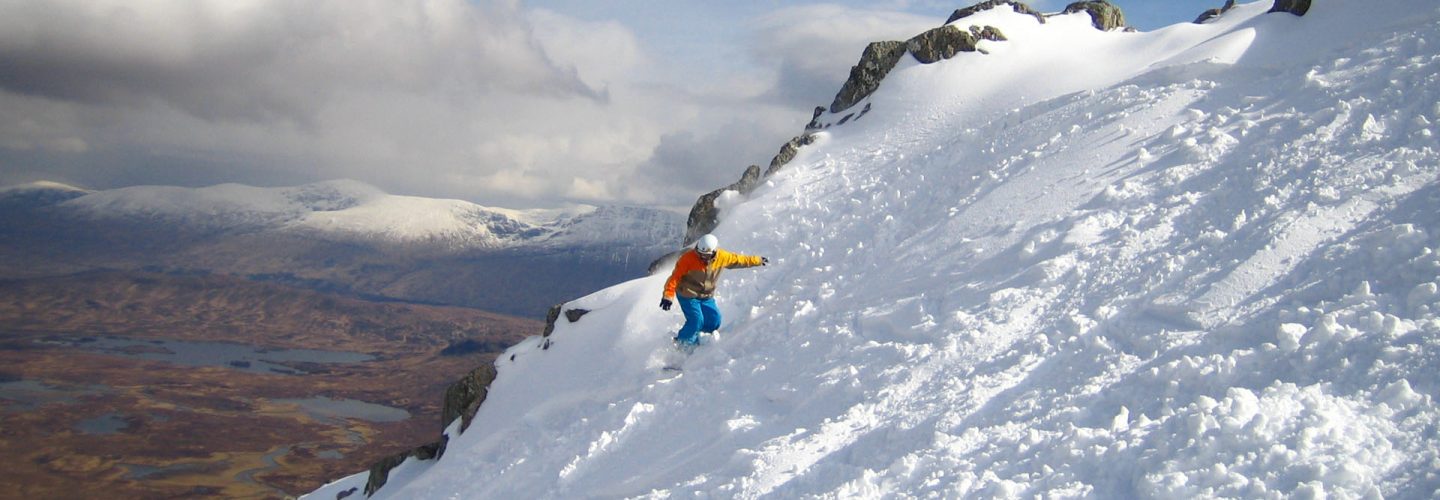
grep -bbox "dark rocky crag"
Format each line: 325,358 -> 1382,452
362,364 -> 497,496
829,41 -> 908,114
1195,0 -> 1238,24
1269,0 -> 1311,16
1062,1 -> 1128,31
684,165 -> 763,246
907,24 -> 1009,65
946,0 -> 1046,25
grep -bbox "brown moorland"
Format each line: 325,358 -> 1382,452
0,270 -> 540,498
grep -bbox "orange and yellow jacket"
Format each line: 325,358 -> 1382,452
663,248 -> 764,300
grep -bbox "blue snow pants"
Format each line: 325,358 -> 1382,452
675,296 -> 721,345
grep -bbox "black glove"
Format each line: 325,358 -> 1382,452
660,298 -> 672,311
761,257 -> 769,266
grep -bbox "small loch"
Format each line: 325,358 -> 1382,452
36,336 -> 374,375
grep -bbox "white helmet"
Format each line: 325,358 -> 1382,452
696,234 -> 718,255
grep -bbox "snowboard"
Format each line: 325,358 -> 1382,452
661,332 -> 717,374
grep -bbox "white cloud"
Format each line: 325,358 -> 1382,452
0,0 -> 957,209
751,4 -> 938,108
526,8 -> 646,91
0,0 -> 647,206
0,0 -> 599,123
0,93 -> 89,152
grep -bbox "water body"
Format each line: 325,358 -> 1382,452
0,379 -> 111,412
120,462 -> 207,480
235,445 -> 294,497
35,336 -> 373,375
78,413 -> 129,434
276,397 -> 411,423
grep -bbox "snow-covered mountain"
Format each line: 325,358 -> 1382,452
36,179 -> 681,250
0,180 -> 92,208
307,0 -> 1439,498
1,180 -> 683,316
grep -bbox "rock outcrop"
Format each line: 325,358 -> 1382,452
362,363 -> 497,496
946,0 -> 1046,25
1269,0 -> 1311,16
363,440 -> 444,496
829,41 -> 908,114
681,131 -> 821,246
1063,1 -> 1127,31
564,308 -> 590,323
829,20 -> 1015,115
684,165 -> 763,245
441,364 -> 498,433
765,135 -> 819,177
906,25 -> 1005,64
1195,0 -> 1237,24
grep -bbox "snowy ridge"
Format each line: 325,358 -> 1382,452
307,1 -> 1440,498
0,180 -> 91,195
53,180 -> 681,250
0,180 -> 92,207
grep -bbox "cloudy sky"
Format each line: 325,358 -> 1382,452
0,0 -> 1218,209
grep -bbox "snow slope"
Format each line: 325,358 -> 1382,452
307,1 -> 1440,498
52,180 -> 680,250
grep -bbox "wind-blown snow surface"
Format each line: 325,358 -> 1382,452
308,1 -> 1440,498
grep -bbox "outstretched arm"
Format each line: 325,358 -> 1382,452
718,250 -> 766,269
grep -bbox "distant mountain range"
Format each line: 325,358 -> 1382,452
0,180 -> 684,317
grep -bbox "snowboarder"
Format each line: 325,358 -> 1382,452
660,233 -> 768,348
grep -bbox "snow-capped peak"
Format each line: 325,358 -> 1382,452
0,180 -> 91,194
0,180 -> 94,208
52,180 -> 683,250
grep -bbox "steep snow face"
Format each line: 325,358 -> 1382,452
307,1 -> 1440,498
55,180 -> 682,249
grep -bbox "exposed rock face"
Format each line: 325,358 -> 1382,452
541,303 -> 563,337
765,135 -> 819,177
362,453 -> 407,496
973,25 -> 1008,42
946,0 -> 1046,25
361,361 -> 498,495
832,2 -> 1029,116
829,41 -> 907,114
363,439 -> 445,496
684,164 -> 763,245
907,25 -> 980,64
681,131 -> 820,247
442,364 -> 498,433
564,308 -> 590,323
806,106 -> 828,130
1063,1 -> 1127,31
1269,0 -> 1311,16
1195,0 -> 1237,24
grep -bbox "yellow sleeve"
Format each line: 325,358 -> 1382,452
717,249 -> 764,269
